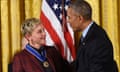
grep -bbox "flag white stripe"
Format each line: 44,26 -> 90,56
41,0 -> 74,62
42,0 -> 67,49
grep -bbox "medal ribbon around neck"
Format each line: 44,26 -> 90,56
25,44 -> 46,62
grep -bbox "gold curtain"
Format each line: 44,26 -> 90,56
0,0 -> 120,72
0,0 -> 41,72
101,0 -> 120,70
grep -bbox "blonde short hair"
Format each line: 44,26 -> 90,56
21,18 -> 41,36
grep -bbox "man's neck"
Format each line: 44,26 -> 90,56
81,20 -> 92,32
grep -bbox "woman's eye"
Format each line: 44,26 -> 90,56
38,29 -> 44,33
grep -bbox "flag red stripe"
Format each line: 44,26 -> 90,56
62,8 -> 76,60
64,31 -> 76,59
40,11 -> 65,58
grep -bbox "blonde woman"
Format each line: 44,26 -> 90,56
12,18 -> 70,72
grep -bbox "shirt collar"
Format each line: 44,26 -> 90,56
82,21 -> 93,38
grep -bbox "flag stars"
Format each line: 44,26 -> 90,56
53,3 -> 59,10
48,0 -> 70,22
65,5 -> 68,10
59,5 -> 62,10
66,0 -> 69,2
59,13 -> 62,20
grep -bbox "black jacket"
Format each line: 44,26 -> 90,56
76,22 -> 118,72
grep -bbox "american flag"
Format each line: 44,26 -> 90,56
40,0 -> 76,62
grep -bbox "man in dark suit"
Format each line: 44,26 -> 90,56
67,1 -> 118,72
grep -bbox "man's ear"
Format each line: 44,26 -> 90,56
78,15 -> 84,23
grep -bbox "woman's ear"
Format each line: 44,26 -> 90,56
24,33 -> 31,41
22,37 -> 28,49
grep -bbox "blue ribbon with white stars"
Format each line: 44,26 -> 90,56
25,44 -> 46,62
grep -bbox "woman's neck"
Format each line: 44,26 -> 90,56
29,43 -> 41,50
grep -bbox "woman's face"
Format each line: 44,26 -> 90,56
28,24 -> 46,46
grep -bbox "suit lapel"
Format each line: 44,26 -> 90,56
83,22 -> 97,42
77,22 -> 97,57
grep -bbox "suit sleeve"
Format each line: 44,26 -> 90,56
89,38 -> 113,72
12,54 -> 24,72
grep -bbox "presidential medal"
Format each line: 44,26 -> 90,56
43,61 -> 49,68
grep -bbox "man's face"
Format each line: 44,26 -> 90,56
28,24 -> 46,46
67,8 -> 82,31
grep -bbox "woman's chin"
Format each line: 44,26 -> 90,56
40,42 -> 46,46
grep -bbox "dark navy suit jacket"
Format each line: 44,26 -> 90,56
76,22 -> 118,72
